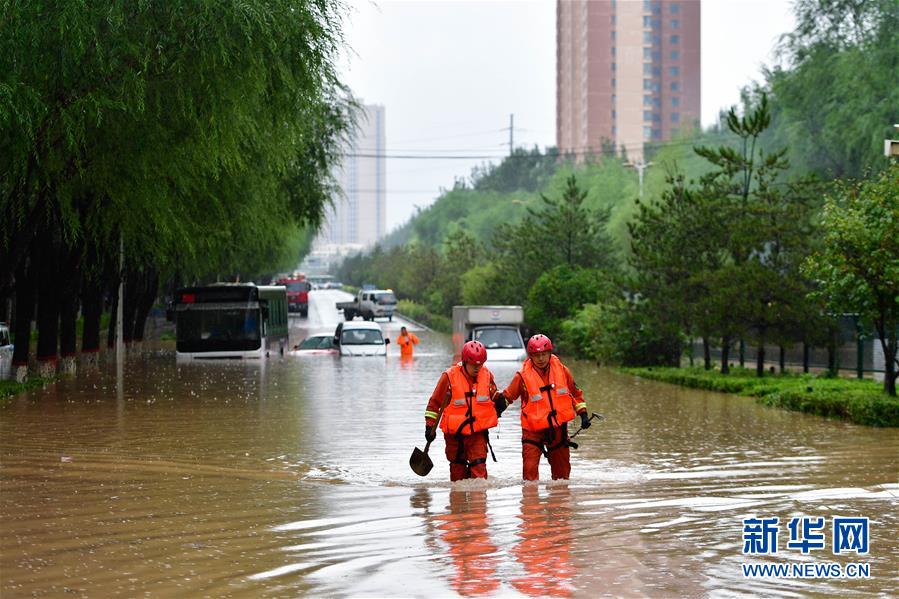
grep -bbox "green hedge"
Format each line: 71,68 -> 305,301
396,300 -> 452,334
0,377 -> 57,402
621,367 -> 899,427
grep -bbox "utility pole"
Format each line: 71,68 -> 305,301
627,160 -> 653,197
509,113 -> 514,157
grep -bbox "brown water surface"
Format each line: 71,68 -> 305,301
1,290 -> 897,597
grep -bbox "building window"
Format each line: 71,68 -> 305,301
643,15 -> 652,28
669,66 -> 680,77
653,66 -> 662,77
643,95 -> 652,106
643,63 -> 652,75
612,78 -> 616,88
653,97 -> 661,107
671,96 -> 680,107
612,62 -> 617,71
670,34 -> 680,44
643,0 -> 652,11
612,109 -> 617,119
612,31 -> 616,41
643,79 -> 652,90
644,47 -> 652,60
611,46 -> 616,57
643,126 -> 653,140
644,110 -> 653,121
643,31 -> 652,44
671,81 -> 680,92
670,19 -> 679,29
671,127 -> 680,136
671,112 -> 681,123
670,50 -> 680,61
653,128 -> 662,139
671,2 -> 680,13
611,15 -> 616,25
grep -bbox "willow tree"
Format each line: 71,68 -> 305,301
1,1 -> 353,375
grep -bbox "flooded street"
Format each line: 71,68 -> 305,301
2,290 -> 897,597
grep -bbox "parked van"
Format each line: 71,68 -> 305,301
332,321 -> 390,356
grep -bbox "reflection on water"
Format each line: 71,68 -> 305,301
512,485 -> 574,597
1,290 -> 897,596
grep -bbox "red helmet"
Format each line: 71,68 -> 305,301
461,340 -> 487,365
527,334 -> 553,354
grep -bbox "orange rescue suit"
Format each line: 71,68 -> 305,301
440,363 -> 498,435
518,355 -> 577,432
398,332 -> 419,357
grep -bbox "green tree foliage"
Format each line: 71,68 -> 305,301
470,146 -> 561,193
804,163 -> 899,395
764,0 -> 899,178
0,1 -> 353,368
525,265 -> 612,341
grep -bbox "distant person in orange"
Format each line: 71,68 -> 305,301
495,334 -> 589,481
397,326 -> 420,358
424,340 -> 504,481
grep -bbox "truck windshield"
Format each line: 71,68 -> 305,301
285,283 -> 308,292
374,292 -> 396,305
341,329 -> 384,345
474,328 -> 522,349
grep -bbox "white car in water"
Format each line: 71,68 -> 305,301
333,321 -> 390,357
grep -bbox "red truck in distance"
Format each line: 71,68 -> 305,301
276,274 -> 311,317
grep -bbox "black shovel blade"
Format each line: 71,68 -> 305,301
409,446 -> 434,477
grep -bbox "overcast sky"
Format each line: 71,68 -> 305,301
338,0 -> 796,232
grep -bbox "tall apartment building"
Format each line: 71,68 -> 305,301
316,104 -> 386,249
557,0 -> 700,162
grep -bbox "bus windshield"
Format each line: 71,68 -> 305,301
341,328 -> 384,345
474,327 -> 522,349
177,308 -> 261,348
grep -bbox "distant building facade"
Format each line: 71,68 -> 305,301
316,104 -> 386,249
557,0 -> 700,161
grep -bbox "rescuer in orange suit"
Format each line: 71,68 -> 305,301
424,340 -> 505,481
397,326 -> 420,358
495,334 -> 590,481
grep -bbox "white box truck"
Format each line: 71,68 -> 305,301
452,305 -> 527,362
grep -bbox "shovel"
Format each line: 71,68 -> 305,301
410,396 -> 449,477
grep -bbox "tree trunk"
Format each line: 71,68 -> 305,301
827,336 -> 837,376
35,252 -> 61,377
58,243 -> 83,374
702,336 -> 711,370
779,345 -> 785,374
803,342 -> 810,373
107,275 -> 119,349
81,273 -> 103,357
132,269 -> 159,342
739,339 -> 745,368
720,336 -> 731,374
11,258 -> 35,380
874,321 -> 897,397
755,331 -> 766,377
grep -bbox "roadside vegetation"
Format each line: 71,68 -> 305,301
0,377 -> 56,402
622,368 -> 899,427
337,0 -> 899,422
2,1 -> 355,376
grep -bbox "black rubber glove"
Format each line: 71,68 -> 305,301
580,412 -> 591,429
425,425 -> 436,443
493,395 -> 508,417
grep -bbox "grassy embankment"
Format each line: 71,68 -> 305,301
0,377 -> 56,402
621,367 -> 899,427
395,300 -> 451,334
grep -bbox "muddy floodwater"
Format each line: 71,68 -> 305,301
2,290 -> 897,597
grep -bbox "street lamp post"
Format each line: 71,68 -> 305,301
627,161 -> 653,197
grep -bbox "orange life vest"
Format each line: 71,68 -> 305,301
519,355 -> 576,432
440,363 -> 498,435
